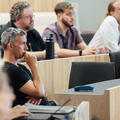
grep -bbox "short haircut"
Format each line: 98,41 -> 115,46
1,27 -> 26,50
10,1 -> 31,22
54,2 -> 74,14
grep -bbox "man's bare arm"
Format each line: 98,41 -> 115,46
19,53 -> 46,98
55,43 -> 97,58
27,50 -> 45,60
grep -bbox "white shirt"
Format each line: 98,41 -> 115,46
89,16 -> 120,52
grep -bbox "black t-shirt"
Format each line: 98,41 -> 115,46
27,29 -> 45,51
0,22 -> 45,51
3,62 -> 33,106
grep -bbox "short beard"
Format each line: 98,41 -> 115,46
24,26 -> 33,31
15,52 -> 26,60
62,18 -> 73,27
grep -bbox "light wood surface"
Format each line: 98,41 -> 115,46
73,101 -> 89,120
36,54 -> 110,99
54,79 -> 120,120
0,0 -> 64,13
109,86 -> 120,120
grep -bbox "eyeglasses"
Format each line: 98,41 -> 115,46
22,14 -> 35,19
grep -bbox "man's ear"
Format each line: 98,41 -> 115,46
8,42 -> 13,49
15,17 -> 20,22
110,11 -> 114,16
57,13 -> 62,19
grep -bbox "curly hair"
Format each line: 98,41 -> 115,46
10,1 -> 31,22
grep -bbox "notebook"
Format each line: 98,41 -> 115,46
24,103 -> 75,114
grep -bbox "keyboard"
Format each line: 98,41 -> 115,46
24,103 -> 75,114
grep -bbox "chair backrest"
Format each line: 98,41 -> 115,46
109,51 -> 120,79
69,62 -> 115,88
81,33 -> 95,45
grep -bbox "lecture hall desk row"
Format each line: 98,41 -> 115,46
24,54 -> 112,119
35,54 -> 110,99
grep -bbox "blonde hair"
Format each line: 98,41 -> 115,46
54,2 -> 74,14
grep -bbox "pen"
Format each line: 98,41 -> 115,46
29,43 -> 32,51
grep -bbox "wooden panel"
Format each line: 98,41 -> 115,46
109,86 -> 120,120
35,54 -> 110,99
54,80 -> 120,120
0,0 -> 64,13
55,93 -> 109,120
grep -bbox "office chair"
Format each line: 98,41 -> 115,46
109,51 -> 120,79
69,62 -> 115,88
81,33 -> 95,45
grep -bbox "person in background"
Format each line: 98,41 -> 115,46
2,27 -> 46,106
0,1 -> 46,60
89,0 -> 120,52
42,2 -> 97,58
0,60 -> 30,120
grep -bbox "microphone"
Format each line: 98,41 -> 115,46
47,97 -> 74,120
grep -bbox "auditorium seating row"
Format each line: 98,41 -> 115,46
24,52 -> 119,100
0,13 -> 96,44
28,54 -> 110,100
1,13 -> 120,100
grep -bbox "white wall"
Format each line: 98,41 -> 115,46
65,0 -> 111,32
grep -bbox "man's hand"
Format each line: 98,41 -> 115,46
24,52 -> 37,68
27,96 -> 42,105
82,47 -> 97,55
5,105 -> 30,119
97,45 -> 109,54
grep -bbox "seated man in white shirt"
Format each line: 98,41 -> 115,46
89,0 -> 120,52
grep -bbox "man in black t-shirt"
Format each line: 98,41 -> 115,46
2,27 -> 46,106
0,1 -> 46,59
4,62 -> 34,106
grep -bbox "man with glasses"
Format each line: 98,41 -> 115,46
0,1 -> 45,59
42,2 -> 97,57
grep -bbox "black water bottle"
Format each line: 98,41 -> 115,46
46,34 -> 54,59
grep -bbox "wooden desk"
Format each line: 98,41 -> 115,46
37,54 -> 110,99
54,79 -> 120,120
24,54 -> 110,99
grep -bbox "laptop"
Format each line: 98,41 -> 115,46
24,103 -> 75,114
